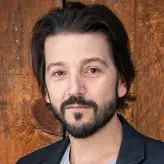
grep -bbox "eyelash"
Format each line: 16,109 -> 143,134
52,71 -> 67,77
85,67 -> 101,74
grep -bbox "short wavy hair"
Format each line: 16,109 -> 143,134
31,1 -> 136,111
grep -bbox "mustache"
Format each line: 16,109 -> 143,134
60,96 -> 98,113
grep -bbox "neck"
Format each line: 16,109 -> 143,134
69,113 -> 123,164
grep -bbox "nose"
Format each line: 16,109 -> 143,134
68,74 -> 85,96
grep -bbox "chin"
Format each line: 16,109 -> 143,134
66,118 -> 92,126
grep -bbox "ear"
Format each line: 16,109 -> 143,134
45,89 -> 50,103
118,76 -> 127,98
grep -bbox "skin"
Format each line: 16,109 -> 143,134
44,32 -> 127,164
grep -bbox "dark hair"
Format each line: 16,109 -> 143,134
31,1 -> 136,111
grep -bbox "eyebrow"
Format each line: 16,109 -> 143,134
46,57 -> 108,72
82,57 -> 108,68
46,61 -> 65,72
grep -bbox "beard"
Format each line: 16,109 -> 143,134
50,92 -> 118,139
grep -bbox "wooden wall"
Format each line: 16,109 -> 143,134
0,0 -> 163,163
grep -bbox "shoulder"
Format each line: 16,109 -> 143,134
141,134 -> 164,161
16,138 -> 69,164
145,136 -> 164,154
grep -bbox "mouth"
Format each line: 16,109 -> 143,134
66,104 -> 91,109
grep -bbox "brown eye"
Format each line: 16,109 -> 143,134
53,71 -> 66,77
87,68 -> 99,74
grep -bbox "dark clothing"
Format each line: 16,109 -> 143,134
16,115 -> 164,164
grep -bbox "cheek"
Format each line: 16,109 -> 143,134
46,79 -> 67,110
86,77 -> 116,105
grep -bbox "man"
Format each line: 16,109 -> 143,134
17,1 -> 164,164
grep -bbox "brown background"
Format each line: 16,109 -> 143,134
0,0 -> 164,163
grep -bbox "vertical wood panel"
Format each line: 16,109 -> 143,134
0,75 -> 62,163
135,0 -> 164,140
0,0 -> 62,75
0,1 -> 63,163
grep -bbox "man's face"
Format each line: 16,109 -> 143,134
45,33 -> 126,138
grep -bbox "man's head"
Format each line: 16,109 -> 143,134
31,2 -> 135,138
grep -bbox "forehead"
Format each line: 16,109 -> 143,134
44,32 -> 113,65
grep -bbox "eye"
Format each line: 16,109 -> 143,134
52,71 -> 66,77
85,67 -> 101,75
88,68 -> 98,73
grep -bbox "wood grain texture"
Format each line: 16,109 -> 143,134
0,0 -> 60,75
0,75 -> 62,163
135,0 -> 164,140
0,1 -> 63,163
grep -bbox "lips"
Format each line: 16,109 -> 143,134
66,104 -> 90,109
